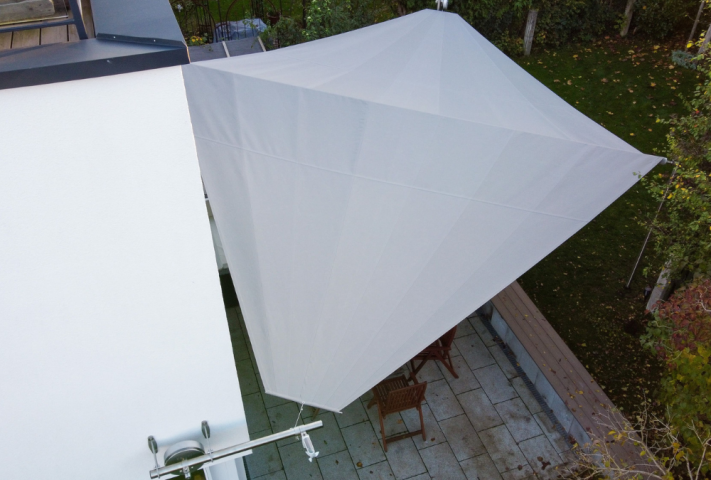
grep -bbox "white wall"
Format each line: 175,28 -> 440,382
0,67 -> 248,479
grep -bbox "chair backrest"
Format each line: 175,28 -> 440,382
383,382 -> 427,415
439,326 -> 457,349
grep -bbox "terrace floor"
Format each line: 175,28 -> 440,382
226,306 -> 577,480
0,0 -> 94,51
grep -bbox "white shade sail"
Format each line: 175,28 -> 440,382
183,10 -> 660,412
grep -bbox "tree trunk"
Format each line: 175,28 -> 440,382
687,0 -> 705,49
699,22 -> 711,53
620,0 -> 635,37
523,9 -> 538,56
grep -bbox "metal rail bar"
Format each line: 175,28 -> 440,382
149,420 -> 323,478
66,0 -> 87,40
0,17 -> 71,34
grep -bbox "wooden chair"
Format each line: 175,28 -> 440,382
367,375 -> 427,451
409,326 -> 458,379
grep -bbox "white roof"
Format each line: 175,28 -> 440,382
0,67 -> 248,478
183,10 -> 660,412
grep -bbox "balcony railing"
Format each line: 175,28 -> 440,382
0,0 -> 87,40
171,0 -> 268,44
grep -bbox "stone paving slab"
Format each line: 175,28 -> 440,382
455,318 -> 477,338
460,453 -> 503,480
489,345 -> 518,380
267,402 -> 303,447
400,403 -> 446,450
458,388 -> 503,432
407,474 -> 432,480
419,442 -> 467,480
380,437 -> 427,479
236,358 -> 260,396
534,412 -> 571,454
278,442 -> 324,480
495,398 -> 544,443
438,414 -> 486,461
473,364 -> 518,404
511,377 -> 543,415
307,412 -> 347,457
356,460 -> 395,479
243,392 -> 271,434
424,379 -> 464,421
410,360 -> 444,384
363,400 -> 408,440
455,334 -> 496,371
337,400 -> 370,429
231,336 -> 252,362
478,425 -> 529,473
469,316 -> 498,347
231,309 -> 574,480
342,422 -> 386,468
439,355 -> 481,395
518,435 -> 564,479
317,450 -> 359,480
253,469 -> 288,480
246,428 -> 283,477
501,463 -> 535,480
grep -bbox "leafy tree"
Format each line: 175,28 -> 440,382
643,56 -> 711,278
261,0 -> 386,48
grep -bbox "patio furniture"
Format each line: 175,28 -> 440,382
367,375 -> 427,451
409,326 -> 458,379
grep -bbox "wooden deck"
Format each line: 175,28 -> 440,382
491,281 -> 646,468
0,0 -> 94,52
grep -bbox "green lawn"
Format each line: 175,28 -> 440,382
514,37 -> 703,414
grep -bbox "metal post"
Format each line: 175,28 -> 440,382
149,421 -> 323,479
625,166 -> 677,289
66,0 -> 88,40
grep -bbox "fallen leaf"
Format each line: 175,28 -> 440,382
601,78 -> 608,83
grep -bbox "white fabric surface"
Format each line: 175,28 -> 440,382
183,10 -> 660,412
208,200 -> 231,272
0,67 -> 248,478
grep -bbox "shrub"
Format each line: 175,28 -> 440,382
643,279 -> 711,356
260,16 -> 305,49
643,280 -> 711,475
659,346 -> 711,472
673,49 -> 699,70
